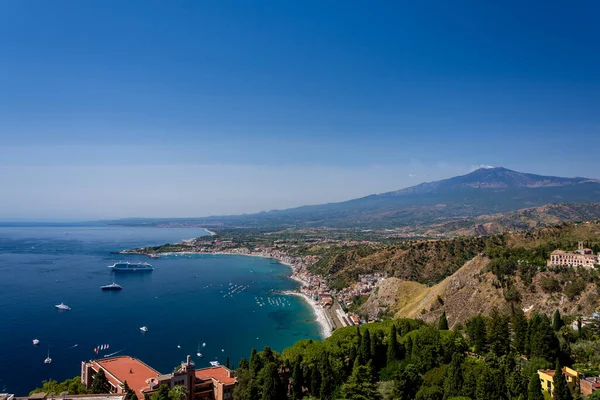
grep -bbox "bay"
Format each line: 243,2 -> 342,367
0,225 -> 321,395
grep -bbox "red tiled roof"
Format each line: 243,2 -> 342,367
195,367 -> 236,385
95,357 -> 160,399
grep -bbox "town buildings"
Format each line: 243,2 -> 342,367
547,242 -> 599,268
81,356 -> 235,400
538,366 -> 580,395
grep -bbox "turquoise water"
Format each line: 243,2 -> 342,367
0,226 -> 321,395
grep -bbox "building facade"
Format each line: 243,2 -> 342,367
81,356 -> 235,400
538,366 -> 580,395
547,242 -> 599,268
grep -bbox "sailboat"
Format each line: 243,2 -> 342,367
44,348 -> 52,364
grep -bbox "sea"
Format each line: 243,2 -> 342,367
0,225 -> 322,395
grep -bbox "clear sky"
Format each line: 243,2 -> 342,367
0,1 -> 598,220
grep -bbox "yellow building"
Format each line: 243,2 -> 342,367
538,366 -> 580,395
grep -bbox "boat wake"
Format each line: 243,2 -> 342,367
69,344 -> 78,349
104,348 -> 126,358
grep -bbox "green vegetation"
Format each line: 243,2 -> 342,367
233,310 -> 593,400
30,376 -> 88,395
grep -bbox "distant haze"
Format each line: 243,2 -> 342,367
1,2 -> 598,220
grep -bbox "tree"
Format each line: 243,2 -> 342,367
475,366 -> 504,400
250,348 -> 262,377
512,308 -> 529,354
359,329 -> 372,365
443,353 -> 464,399
168,385 -> 186,400
310,366 -> 321,397
123,381 -> 138,400
340,358 -> 381,400
466,316 -> 487,354
226,356 -> 230,369
260,362 -> 283,400
527,313 -> 559,362
238,357 -> 249,370
394,364 -> 422,400
91,369 -> 110,394
439,312 -> 449,331
291,357 -> 304,400
387,324 -> 399,362
487,308 -> 510,357
552,360 -> 572,400
527,372 -> 544,400
150,385 -> 169,400
553,310 -> 564,332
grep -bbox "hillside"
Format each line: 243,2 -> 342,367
417,202 -> 600,236
112,167 -> 600,229
308,220 -> 600,289
352,221 -> 600,326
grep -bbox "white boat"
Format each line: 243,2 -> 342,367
197,343 -> 202,358
109,261 -> 153,272
44,348 -> 52,364
202,342 -> 206,347
140,326 -> 148,332
33,339 -> 40,345
101,283 -> 123,291
55,302 -> 71,310
209,361 -> 219,367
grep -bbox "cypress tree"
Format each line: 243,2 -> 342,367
512,307 -> 529,354
263,346 -> 274,362
348,345 -> 357,366
341,358 -> 380,400
553,310 -> 564,331
225,356 -> 230,369
250,348 -> 262,377
238,357 -> 249,370
319,353 -> 335,400
439,311 -> 449,330
552,360 -> 573,400
310,366 -> 321,397
444,353 -> 464,398
527,372 -> 544,400
466,316 -> 487,354
291,357 -> 303,400
261,362 -> 283,400
91,369 -> 109,394
487,308 -> 510,357
387,324 -> 399,362
359,329 -> 371,365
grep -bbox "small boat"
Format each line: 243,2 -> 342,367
202,342 -> 206,347
197,343 -> 202,357
140,326 -> 148,332
209,361 -> 220,367
55,302 -> 71,310
177,344 -> 181,349
44,348 -> 52,364
33,339 -> 40,345
101,283 -> 123,291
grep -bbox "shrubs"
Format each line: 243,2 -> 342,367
540,277 -> 561,293
564,278 -> 586,300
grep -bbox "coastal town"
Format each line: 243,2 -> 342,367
121,234 -> 389,335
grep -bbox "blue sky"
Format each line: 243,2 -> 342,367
0,1 -> 598,219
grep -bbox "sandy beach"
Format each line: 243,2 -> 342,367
284,291 -> 333,339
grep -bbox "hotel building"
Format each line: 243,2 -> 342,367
81,356 -> 235,400
547,242 -> 599,268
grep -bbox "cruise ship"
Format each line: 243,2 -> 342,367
108,261 -> 153,272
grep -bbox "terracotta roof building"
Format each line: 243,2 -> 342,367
547,242 -> 599,269
81,356 -> 235,400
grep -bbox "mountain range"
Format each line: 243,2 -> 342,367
115,167 -> 600,229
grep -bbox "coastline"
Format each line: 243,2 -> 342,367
134,250 -> 332,339
284,291 -> 333,339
